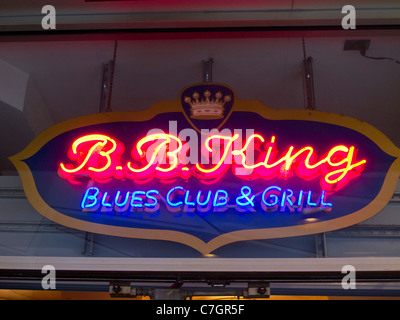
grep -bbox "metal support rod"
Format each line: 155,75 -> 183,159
99,62 -> 111,113
315,233 -> 327,258
202,58 -> 214,83
82,232 -> 95,255
302,38 -> 316,110
106,40 -> 118,112
99,40 -> 118,113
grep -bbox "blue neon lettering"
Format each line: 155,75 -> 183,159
281,189 -> 294,208
320,191 -> 333,207
306,190 -> 317,206
81,186 -> 333,214
115,191 -> 130,207
184,190 -> 196,207
213,190 -> 229,207
101,192 -> 113,207
196,190 -> 212,206
261,186 -> 281,207
166,186 -> 184,207
131,191 -> 145,207
145,190 -> 159,208
297,190 -> 304,206
236,186 -> 255,207
81,187 -> 99,209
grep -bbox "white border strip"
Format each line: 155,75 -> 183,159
0,257 -> 399,273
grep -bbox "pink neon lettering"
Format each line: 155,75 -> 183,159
59,133 -> 366,191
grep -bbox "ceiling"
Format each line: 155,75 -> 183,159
0,1 -> 399,174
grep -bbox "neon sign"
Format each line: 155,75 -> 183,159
10,83 -> 400,255
59,133 -> 366,191
81,185 -> 332,214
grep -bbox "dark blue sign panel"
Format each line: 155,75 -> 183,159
10,83 -> 400,254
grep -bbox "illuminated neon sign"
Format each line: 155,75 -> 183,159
80,185 -> 332,214
59,133 -> 366,191
10,83 -> 400,255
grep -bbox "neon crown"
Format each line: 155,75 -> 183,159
184,90 -> 231,119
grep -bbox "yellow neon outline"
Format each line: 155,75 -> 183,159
196,134 -> 239,174
127,133 -> 183,174
59,134 -> 117,174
